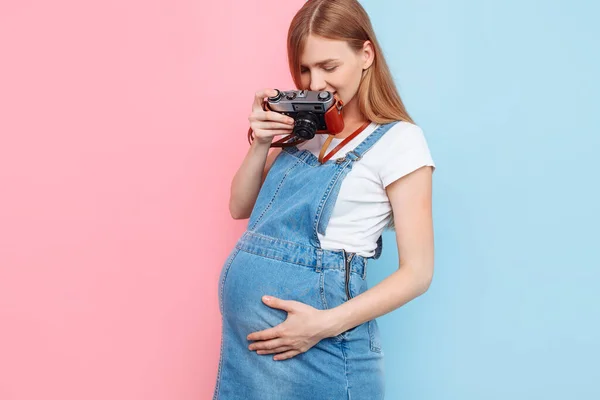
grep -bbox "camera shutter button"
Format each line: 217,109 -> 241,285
318,91 -> 331,101
268,89 -> 283,101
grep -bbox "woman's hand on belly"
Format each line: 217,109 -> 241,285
246,295 -> 335,361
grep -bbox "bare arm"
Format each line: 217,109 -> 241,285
229,88 -> 294,219
324,165 -> 435,337
229,145 -> 282,219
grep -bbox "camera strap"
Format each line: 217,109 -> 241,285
317,120 -> 371,163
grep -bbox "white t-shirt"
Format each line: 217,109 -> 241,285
296,121 -> 435,257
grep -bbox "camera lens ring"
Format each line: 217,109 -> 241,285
293,112 -> 319,140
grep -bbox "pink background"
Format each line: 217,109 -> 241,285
0,1 -> 303,398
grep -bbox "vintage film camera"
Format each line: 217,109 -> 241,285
248,89 -> 345,147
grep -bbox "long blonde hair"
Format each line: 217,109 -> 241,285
287,0 -> 411,230
287,0 -> 414,126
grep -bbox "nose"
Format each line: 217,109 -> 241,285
309,72 -> 327,92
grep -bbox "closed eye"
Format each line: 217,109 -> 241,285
300,66 -> 338,73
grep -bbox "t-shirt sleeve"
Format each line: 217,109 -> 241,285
378,124 -> 436,188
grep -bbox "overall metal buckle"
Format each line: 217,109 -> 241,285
336,150 -> 362,164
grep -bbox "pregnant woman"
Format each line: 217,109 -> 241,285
214,1 -> 436,399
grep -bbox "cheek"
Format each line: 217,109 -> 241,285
333,67 -> 359,88
330,69 -> 359,94
330,70 -> 361,103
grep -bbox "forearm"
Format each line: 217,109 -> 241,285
229,140 -> 272,219
323,263 -> 432,338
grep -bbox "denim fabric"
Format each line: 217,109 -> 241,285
214,122 -> 398,400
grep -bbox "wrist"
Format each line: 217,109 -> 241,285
249,138 -> 272,156
252,136 -> 273,147
320,307 -> 348,338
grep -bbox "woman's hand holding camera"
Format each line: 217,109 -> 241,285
249,89 -> 295,145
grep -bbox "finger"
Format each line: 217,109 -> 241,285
252,129 -> 294,138
252,121 -> 295,131
262,296 -> 296,312
273,349 -> 301,361
249,111 -> 294,125
249,338 -> 287,351
253,89 -> 278,112
264,111 -> 295,125
256,346 -> 293,355
247,326 -> 282,341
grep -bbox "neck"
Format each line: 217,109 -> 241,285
336,97 -> 369,138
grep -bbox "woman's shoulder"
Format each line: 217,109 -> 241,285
383,119 -> 425,135
375,120 -> 429,149
373,120 -> 435,186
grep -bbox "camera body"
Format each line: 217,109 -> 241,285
266,89 -> 345,140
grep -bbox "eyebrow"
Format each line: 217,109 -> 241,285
300,58 -> 340,67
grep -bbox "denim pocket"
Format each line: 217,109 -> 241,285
368,319 -> 383,353
218,248 -> 241,315
320,268 -> 369,341
321,269 -> 383,352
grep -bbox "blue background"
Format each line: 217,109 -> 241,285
363,1 -> 600,398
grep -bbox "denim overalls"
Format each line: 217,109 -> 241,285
214,122 -> 399,400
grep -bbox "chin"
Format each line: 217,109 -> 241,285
342,94 -> 357,106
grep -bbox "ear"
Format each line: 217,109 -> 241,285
362,40 -> 375,70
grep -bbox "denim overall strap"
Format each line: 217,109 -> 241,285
247,121 -> 399,258
316,121 -> 399,259
247,145 -> 346,249
336,121 -> 400,164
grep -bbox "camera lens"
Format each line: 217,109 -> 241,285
293,112 -> 319,140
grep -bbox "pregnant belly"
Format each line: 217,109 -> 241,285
219,249 -> 325,335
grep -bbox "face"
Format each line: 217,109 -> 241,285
299,34 -> 373,109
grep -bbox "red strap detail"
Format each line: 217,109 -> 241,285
318,120 -> 371,163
